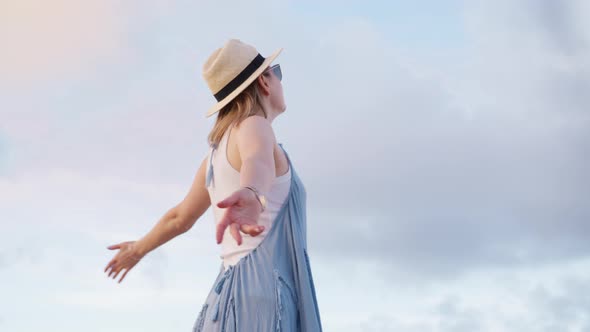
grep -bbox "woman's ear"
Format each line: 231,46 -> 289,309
257,75 -> 271,96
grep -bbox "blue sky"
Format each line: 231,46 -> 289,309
1,0 -> 589,331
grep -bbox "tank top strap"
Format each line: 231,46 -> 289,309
278,143 -> 292,170
206,142 -> 218,188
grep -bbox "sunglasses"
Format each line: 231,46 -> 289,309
263,64 -> 282,81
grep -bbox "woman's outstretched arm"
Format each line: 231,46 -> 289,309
105,154 -> 211,282
133,155 -> 211,256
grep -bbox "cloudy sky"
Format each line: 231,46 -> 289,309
1,0 -> 589,331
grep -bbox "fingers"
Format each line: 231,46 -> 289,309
240,224 -> 264,237
104,259 -> 135,283
217,192 -> 240,208
230,223 -> 242,245
217,223 -> 264,245
108,266 -> 117,278
119,269 -> 130,283
216,218 -> 230,244
105,243 -> 121,271
104,244 -> 121,271
112,268 -> 122,280
104,259 -> 116,273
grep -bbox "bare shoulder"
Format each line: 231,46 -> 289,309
234,115 -> 277,154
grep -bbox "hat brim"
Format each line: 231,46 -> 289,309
205,47 -> 283,118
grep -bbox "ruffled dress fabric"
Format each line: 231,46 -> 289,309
193,143 -> 323,331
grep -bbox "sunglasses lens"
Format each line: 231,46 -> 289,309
273,65 -> 282,81
263,64 -> 282,81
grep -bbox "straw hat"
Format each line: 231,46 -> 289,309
202,39 -> 283,118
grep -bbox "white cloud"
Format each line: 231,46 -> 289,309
315,256 -> 590,332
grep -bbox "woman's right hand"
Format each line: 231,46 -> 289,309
216,188 -> 265,245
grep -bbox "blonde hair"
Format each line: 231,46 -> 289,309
207,79 -> 268,147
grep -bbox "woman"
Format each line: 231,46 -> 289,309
103,39 -> 323,331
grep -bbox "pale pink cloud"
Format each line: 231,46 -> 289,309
0,0 -> 134,88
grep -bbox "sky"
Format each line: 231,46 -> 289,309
1,0 -> 589,331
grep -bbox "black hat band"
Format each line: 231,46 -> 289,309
214,54 -> 265,102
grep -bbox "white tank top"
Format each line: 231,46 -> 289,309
206,125 -> 291,271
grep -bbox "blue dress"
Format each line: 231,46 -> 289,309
193,143 -> 323,331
